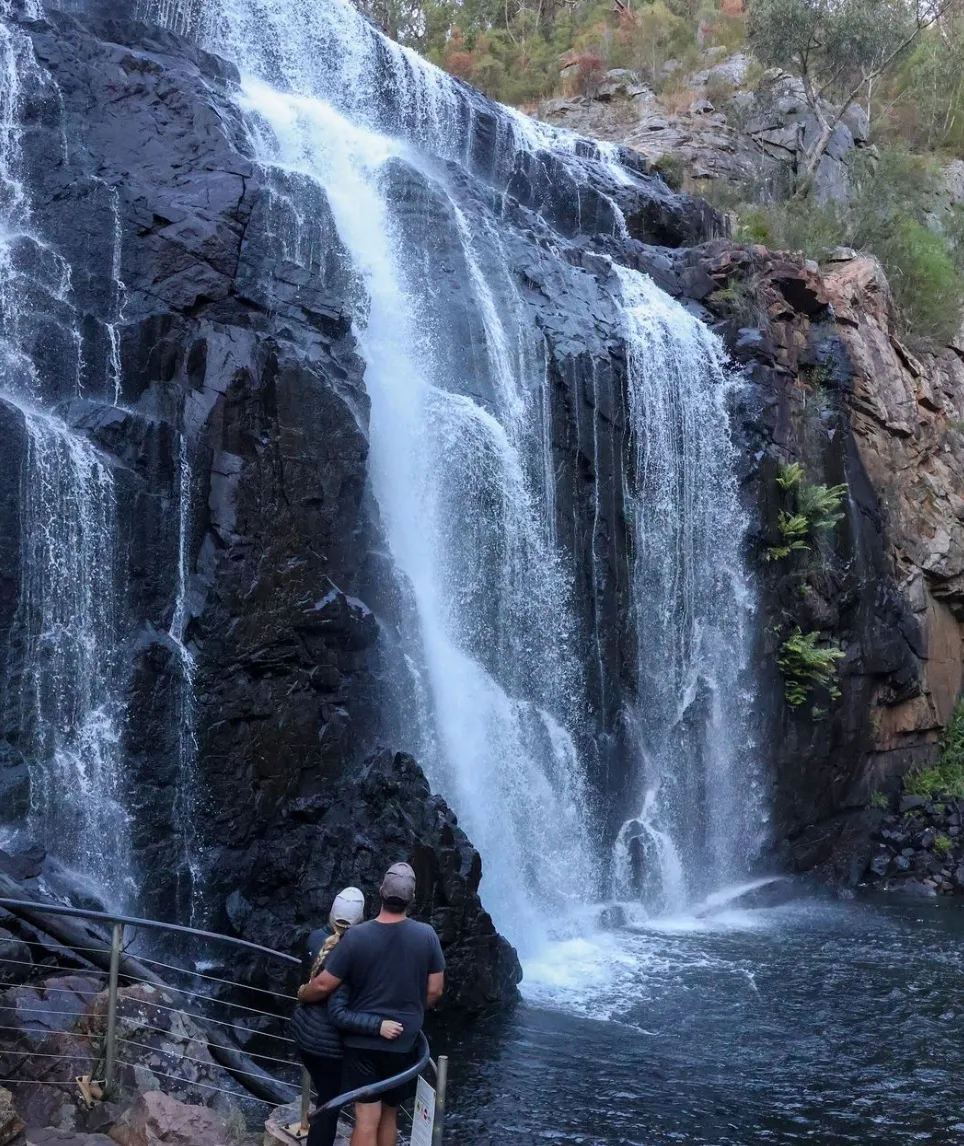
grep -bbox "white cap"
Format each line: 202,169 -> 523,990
329,886 -> 365,928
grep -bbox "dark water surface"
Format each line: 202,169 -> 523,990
436,892 -> 964,1144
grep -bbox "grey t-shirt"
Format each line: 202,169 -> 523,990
324,918 -> 445,1052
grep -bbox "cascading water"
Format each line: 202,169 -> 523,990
169,431 -> 202,920
611,268 -> 762,914
10,413 -> 131,896
131,0 -> 764,943
0,0 -> 132,900
240,86 -> 597,944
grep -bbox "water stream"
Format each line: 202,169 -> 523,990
0,1 -> 132,900
612,267 -> 761,914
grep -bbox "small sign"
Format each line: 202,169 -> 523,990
409,1075 -> 436,1146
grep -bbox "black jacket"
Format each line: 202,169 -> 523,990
290,927 -> 382,1059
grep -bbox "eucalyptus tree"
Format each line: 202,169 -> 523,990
747,0 -> 963,186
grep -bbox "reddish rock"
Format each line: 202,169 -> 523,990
109,1092 -> 235,1146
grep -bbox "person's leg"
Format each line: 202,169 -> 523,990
298,1052 -> 342,1146
350,1100 -> 382,1146
375,1104 -> 398,1146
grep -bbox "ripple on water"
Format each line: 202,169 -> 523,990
440,891 -> 964,1145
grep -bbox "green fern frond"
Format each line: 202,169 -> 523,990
776,462 -> 805,491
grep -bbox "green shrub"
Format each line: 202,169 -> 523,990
771,510 -> 810,559
654,152 -> 686,191
731,147 -> 964,348
777,627 -> 846,707
885,20 -> 964,155
775,461 -> 805,491
736,198 -> 845,258
869,791 -> 889,810
934,833 -> 953,858
882,220 -> 963,348
904,700 -> 964,798
797,480 -> 846,530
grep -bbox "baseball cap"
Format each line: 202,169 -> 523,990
380,861 -> 416,906
330,886 -> 365,927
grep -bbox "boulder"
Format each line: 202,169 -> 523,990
0,1087 -> 23,1146
596,69 -> 649,101
0,927 -> 31,984
222,750 -> 523,1011
109,1092 -> 235,1146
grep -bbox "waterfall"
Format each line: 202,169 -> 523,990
240,85 -> 597,944
169,431 -> 202,921
129,0 -> 764,939
611,268 -> 762,913
0,1 -> 132,902
10,409 -> 132,897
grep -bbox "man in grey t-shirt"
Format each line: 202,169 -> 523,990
301,862 -> 445,1146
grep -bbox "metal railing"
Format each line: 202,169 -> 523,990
0,894 -> 448,1144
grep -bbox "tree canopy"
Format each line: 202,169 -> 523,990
747,0 -> 963,179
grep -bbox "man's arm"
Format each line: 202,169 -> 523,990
426,971 -> 444,1009
297,969 -> 342,1004
328,984 -> 404,1040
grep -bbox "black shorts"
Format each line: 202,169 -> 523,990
341,1044 -> 419,1108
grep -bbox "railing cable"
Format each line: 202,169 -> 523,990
130,953 -> 298,1001
111,973 -> 295,1017
112,1060 -> 282,1104
95,989 -> 295,1033
114,1035 -> 300,1086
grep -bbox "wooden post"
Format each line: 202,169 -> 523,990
299,1066 -> 312,1135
